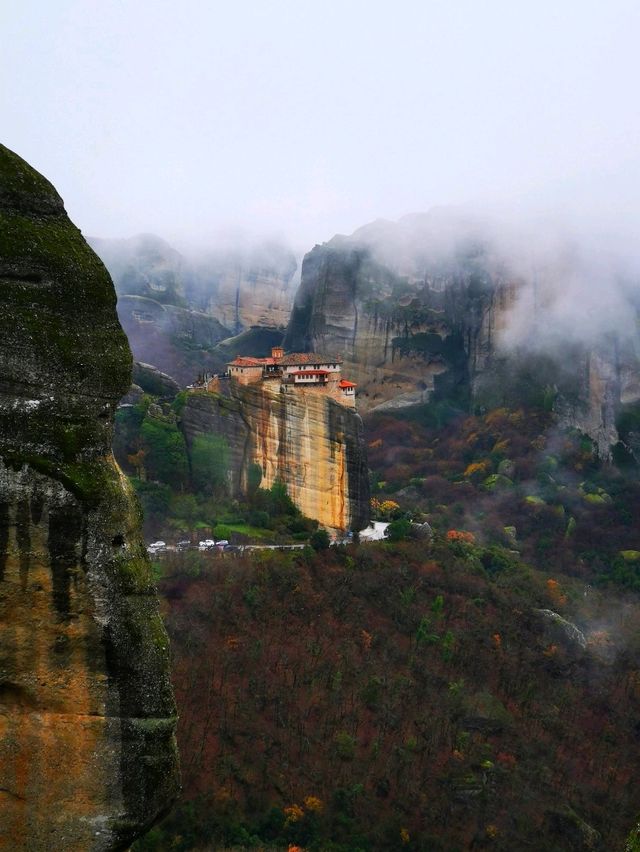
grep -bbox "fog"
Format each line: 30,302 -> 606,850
3,0 -> 640,254
315,202 -> 639,359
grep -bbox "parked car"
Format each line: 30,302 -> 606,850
198,539 -> 216,551
176,539 -> 191,551
215,539 -> 229,547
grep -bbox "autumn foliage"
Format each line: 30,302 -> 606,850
366,402 -> 640,591
446,529 -> 476,543
139,540 -> 640,851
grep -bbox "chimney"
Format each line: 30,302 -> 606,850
271,346 -> 284,360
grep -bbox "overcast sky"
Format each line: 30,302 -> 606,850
2,0 -> 640,249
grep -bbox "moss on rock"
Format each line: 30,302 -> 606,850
0,145 -> 179,851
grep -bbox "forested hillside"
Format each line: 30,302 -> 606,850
124,375 -> 640,852
137,538 -> 640,851
366,400 -> 640,591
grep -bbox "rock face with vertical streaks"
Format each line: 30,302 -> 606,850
284,213 -> 640,458
0,145 -> 179,850
181,381 -> 369,533
284,214 -> 517,413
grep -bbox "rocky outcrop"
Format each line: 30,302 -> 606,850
213,326 -> 285,364
133,361 -> 181,399
116,294 -> 230,385
0,145 -> 179,850
544,807 -> 603,851
285,213 -> 640,455
192,242 -> 298,332
535,609 -> 587,651
284,215 -> 515,413
181,381 -> 369,532
93,235 -> 298,335
89,233 -> 187,305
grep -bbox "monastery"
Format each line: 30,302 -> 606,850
188,346 -> 357,407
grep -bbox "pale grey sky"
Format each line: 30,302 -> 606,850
3,0 -> 640,249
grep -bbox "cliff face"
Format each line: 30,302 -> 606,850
0,146 -> 179,850
92,237 -> 298,384
284,214 -> 640,455
116,294 -> 230,385
93,235 -> 298,334
193,243 -> 298,332
285,225 -> 515,413
181,382 -> 369,532
551,339 -> 640,458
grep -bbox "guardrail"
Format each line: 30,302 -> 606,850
148,543 -> 308,558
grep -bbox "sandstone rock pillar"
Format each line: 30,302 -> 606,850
0,145 -> 179,850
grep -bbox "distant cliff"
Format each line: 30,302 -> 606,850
90,233 -> 188,305
0,146 -> 179,850
180,381 -> 369,532
116,294 -> 230,385
92,234 -> 298,331
285,212 -> 640,456
189,241 -> 298,331
91,235 -> 298,386
285,216 -> 514,413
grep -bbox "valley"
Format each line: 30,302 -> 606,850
100,213 -> 640,850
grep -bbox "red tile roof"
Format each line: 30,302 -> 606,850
228,352 -> 343,369
278,353 -> 342,366
339,379 -> 357,388
228,356 -> 275,367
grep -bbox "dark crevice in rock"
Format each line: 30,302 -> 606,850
47,505 -> 83,621
0,501 -> 8,582
16,499 -> 30,590
30,493 -> 44,525
0,682 -> 38,709
0,270 -> 44,284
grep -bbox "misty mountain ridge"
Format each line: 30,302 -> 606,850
90,233 -> 299,384
285,208 -> 640,456
92,209 -> 640,458
318,207 -> 640,349
90,233 -> 187,305
90,232 -> 299,323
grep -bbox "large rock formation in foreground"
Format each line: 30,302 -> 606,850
0,146 -> 179,849
181,381 -> 369,532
